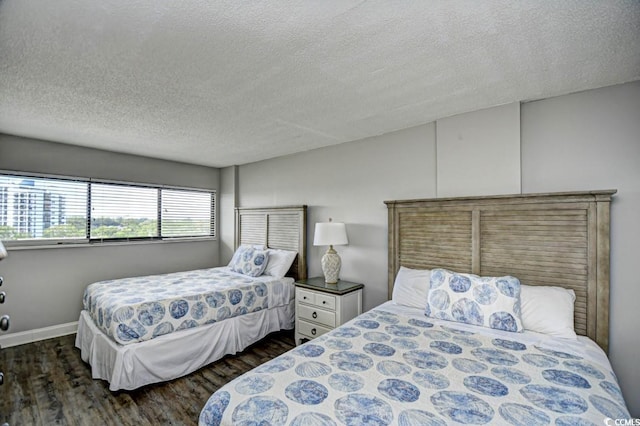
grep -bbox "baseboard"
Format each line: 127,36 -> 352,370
0,321 -> 78,348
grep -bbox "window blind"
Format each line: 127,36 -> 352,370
161,189 -> 214,238
90,183 -> 159,240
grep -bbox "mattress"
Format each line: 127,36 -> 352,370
83,266 -> 294,345
200,302 -> 630,425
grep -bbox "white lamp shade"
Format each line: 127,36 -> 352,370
313,222 -> 348,246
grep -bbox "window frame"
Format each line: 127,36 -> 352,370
0,171 -> 216,248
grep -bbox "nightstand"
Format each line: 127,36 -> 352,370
294,277 -> 364,346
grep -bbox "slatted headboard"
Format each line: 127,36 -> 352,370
385,190 -> 615,352
235,205 -> 307,281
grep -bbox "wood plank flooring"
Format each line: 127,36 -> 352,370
0,330 -> 295,425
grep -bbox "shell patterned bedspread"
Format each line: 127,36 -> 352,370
83,267 -> 291,345
199,302 -> 630,425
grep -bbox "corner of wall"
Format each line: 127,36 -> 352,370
219,166 -> 239,265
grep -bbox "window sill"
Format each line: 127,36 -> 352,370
6,237 -> 216,251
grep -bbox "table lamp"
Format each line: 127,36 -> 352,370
313,219 -> 348,284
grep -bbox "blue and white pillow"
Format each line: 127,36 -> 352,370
230,246 -> 269,277
228,244 -> 265,269
426,269 -> 524,332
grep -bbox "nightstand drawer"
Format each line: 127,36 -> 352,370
297,319 -> 331,339
297,304 -> 336,328
297,288 -> 316,305
315,293 -> 336,310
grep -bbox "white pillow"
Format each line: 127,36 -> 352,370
392,266 -> 431,309
520,284 -> 577,339
263,248 -> 297,279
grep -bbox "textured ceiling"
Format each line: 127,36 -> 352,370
1,1 -> 639,168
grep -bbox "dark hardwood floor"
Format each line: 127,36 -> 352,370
0,330 -> 295,425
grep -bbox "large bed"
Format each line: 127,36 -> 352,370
75,205 -> 307,391
199,191 -> 632,425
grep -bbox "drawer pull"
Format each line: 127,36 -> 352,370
0,291 -> 4,304
303,296 -> 307,300
0,276 -> 3,286
0,371 -> 3,385
311,328 -> 316,336
322,301 -> 326,304
0,315 -> 9,331
312,312 -> 318,319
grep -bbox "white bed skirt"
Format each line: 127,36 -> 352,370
75,301 -> 295,391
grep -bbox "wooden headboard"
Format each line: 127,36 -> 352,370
235,205 -> 307,281
385,190 -> 615,352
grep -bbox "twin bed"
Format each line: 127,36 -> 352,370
75,205 -> 307,391
199,191 -> 632,425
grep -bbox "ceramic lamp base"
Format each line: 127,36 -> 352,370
321,246 -> 341,284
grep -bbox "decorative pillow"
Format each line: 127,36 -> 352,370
230,247 -> 269,277
426,269 -> 524,332
263,249 -> 297,279
520,284 -> 577,339
228,244 -> 265,269
392,266 -> 431,309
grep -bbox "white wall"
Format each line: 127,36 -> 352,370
437,102 -> 521,196
0,134 -> 220,333
238,124 -> 437,309
233,81 -> 639,416
236,103 -> 522,309
521,81 -> 640,416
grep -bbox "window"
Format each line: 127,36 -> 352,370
91,183 -> 158,240
0,172 -> 215,244
0,175 -> 87,242
161,189 -> 214,238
